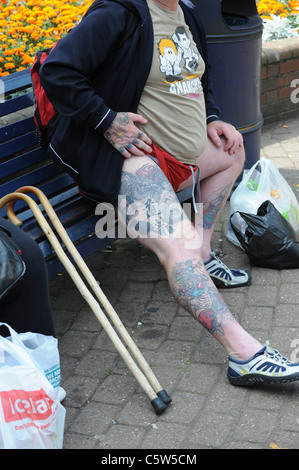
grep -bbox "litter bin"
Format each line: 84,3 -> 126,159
191,0 -> 263,171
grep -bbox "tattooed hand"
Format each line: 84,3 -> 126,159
104,112 -> 152,158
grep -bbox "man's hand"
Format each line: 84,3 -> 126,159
207,120 -> 243,155
104,112 -> 152,158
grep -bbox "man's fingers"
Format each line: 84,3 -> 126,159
118,146 -> 132,159
118,139 -> 152,159
137,131 -> 152,146
124,141 -> 152,157
225,133 -> 244,154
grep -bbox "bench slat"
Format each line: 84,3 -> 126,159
0,92 -> 34,117
1,148 -> 47,178
0,131 -> 37,159
0,116 -> 36,142
2,69 -> 32,93
0,162 -> 65,215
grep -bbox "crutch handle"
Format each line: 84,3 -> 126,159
4,200 -> 23,227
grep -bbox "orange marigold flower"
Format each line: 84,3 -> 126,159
4,62 -> 16,69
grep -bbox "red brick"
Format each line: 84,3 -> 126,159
276,72 -> 299,89
279,86 -> 292,100
267,63 -> 280,78
280,58 -> 299,74
265,89 -> 278,103
261,66 -> 267,80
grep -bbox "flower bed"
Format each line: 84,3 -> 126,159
257,0 -> 299,18
0,0 -> 92,76
257,0 -> 299,42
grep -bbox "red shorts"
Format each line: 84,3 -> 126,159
149,142 -> 197,192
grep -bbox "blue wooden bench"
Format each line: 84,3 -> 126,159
0,68 -> 195,278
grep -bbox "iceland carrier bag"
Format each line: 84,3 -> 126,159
0,324 -> 65,449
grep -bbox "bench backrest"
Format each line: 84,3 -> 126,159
0,69 -> 114,277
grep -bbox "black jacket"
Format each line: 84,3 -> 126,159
40,0 -> 220,205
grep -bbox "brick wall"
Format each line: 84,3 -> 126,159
261,37 -> 299,123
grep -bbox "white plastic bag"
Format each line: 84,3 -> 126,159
0,322 -> 61,395
0,327 -> 65,449
227,158 -> 299,248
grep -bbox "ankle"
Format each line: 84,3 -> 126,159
228,341 -> 264,361
220,325 -> 263,361
200,248 -> 212,263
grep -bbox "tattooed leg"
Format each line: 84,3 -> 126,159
118,157 -> 198,249
118,156 -> 262,358
202,183 -> 231,231
177,136 -> 245,260
168,257 -> 262,357
170,258 -> 233,336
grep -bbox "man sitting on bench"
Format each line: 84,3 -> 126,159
39,0 -> 299,386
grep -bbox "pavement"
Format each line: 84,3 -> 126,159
50,115 -> 299,451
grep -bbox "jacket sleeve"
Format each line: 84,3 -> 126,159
203,60 -> 221,125
180,0 -> 220,124
195,22 -> 220,124
39,2 -> 131,134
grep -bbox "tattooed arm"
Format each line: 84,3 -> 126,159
104,112 -> 153,158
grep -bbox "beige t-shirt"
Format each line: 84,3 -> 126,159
137,0 -> 207,164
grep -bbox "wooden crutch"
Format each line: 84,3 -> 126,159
0,190 -> 170,415
6,186 -> 171,406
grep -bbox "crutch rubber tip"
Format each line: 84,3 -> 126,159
151,397 -> 168,415
157,389 -> 172,405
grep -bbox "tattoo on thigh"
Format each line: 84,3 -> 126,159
170,259 -> 233,336
119,163 -> 185,237
203,184 -> 231,230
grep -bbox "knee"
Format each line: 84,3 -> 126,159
143,228 -> 203,268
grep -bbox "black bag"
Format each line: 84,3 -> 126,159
230,200 -> 299,269
0,226 -> 26,301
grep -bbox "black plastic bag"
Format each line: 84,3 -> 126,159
230,200 -> 299,269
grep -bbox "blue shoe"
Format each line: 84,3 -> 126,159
227,343 -> 299,386
204,251 -> 251,288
